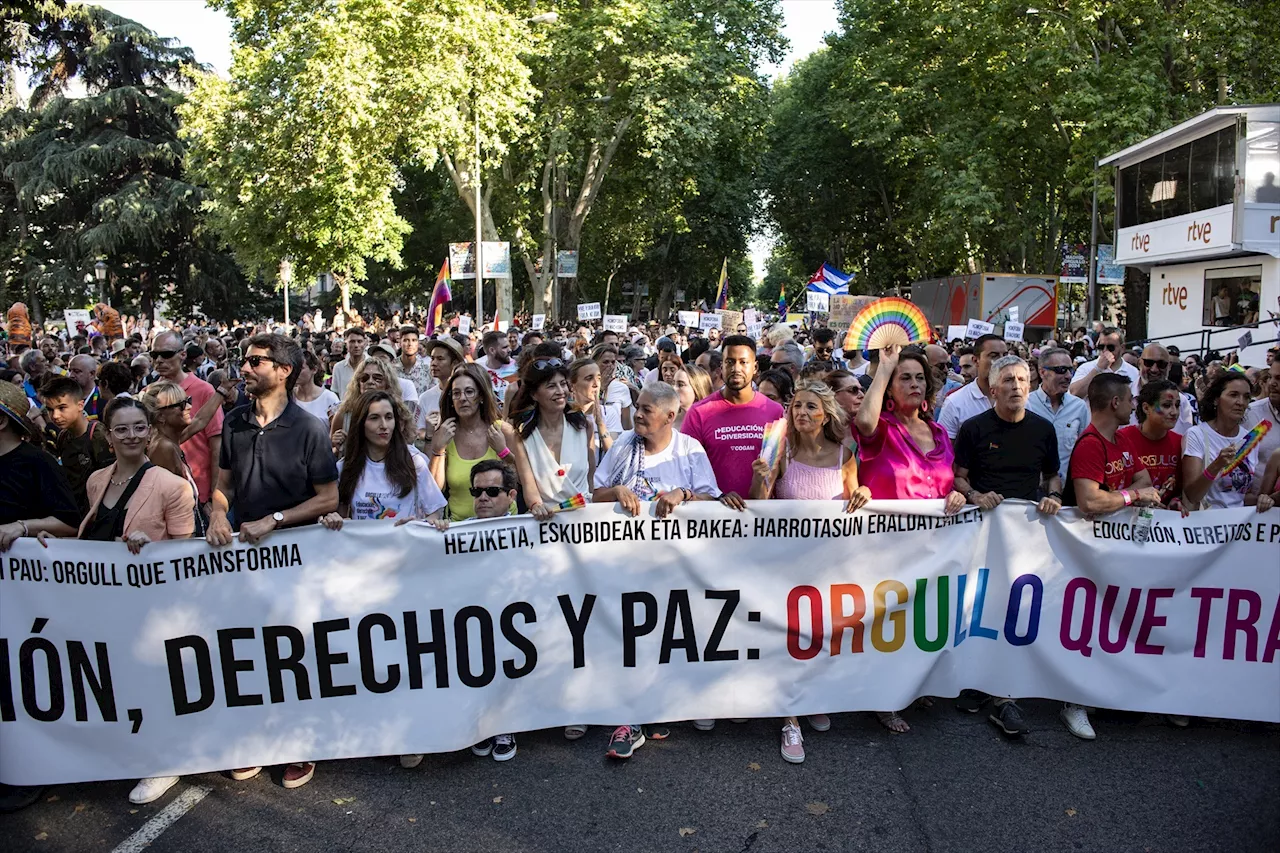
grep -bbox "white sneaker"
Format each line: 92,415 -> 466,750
1060,704 -> 1096,740
129,776 -> 180,804
1167,715 -> 1190,728
693,719 -> 716,731
399,754 -> 424,768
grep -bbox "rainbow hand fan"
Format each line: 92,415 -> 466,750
1220,420 -> 1271,476
843,297 -> 931,352
758,417 -> 787,470
553,494 -> 588,512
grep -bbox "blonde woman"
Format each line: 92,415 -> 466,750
672,364 -> 712,430
331,355 -> 409,449
750,380 -> 870,763
570,357 -> 613,456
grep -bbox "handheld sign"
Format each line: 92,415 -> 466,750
698,313 -> 723,331
457,315 -> 472,336
531,314 -> 546,330
946,324 -> 967,342
1004,321 -> 1024,342
747,321 -> 765,340
806,291 -> 830,313
64,309 -> 91,331
577,302 -> 602,321
678,311 -> 700,328
603,314 -> 627,333
965,318 -> 995,339
743,308 -> 759,325
1008,305 -> 1019,323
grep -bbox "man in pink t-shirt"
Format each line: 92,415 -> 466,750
680,335 -> 783,497
151,331 -> 224,507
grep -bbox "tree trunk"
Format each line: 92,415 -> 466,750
336,270 -> 351,314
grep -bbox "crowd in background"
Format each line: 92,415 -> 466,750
0,300 -> 1277,811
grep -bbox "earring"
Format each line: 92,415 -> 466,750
921,399 -> 929,413
885,399 -> 895,412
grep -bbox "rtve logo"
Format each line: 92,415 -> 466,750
1161,282 -> 1188,310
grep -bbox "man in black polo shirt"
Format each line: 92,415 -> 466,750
207,332 -> 337,791
951,354 -> 1062,739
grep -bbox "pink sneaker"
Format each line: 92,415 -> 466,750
780,722 -> 805,764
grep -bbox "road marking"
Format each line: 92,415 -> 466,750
111,784 -> 212,853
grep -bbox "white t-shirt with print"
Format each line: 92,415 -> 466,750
1183,422 -> 1261,508
601,379 -> 632,434
295,389 -> 339,425
338,445 -> 447,520
594,430 -> 720,500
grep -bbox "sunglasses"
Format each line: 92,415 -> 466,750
532,358 -> 564,371
469,486 -> 507,498
1142,358 -> 1168,369
1098,343 -> 1119,352
242,354 -> 281,368
1042,365 -> 1072,375
157,396 -> 193,411
149,349 -> 181,360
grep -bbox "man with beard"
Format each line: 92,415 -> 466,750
207,333 -> 337,790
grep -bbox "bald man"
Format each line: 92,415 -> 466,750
926,343 -> 963,411
1131,343 -> 1193,433
67,353 -> 103,421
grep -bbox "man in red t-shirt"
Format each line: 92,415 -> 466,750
1118,378 -> 1183,501
1062,371 -> 1160,743
151,331 -> 225,510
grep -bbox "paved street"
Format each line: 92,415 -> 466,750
3,700 -> 1277,853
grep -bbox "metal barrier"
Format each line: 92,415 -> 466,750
1128,319 -> 1279,358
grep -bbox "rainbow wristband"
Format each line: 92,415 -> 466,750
1121,489 -> 1133,507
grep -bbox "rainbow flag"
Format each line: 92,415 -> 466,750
776,281 -> 786,316
713,258 -> 728,310
425,260 -> 452,336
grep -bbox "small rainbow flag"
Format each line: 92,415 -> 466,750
713,258 -> 728,310
425,260 -> 452,336
554,494 -> 588,512
1220,420 -> 1271,476
758,417 -> 787,470
776,281 -> 786,316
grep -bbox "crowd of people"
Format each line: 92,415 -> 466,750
1,302 -> 1277,811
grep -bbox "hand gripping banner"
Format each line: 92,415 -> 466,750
1,501 -> 1277,785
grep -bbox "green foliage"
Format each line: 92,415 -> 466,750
764,0 -> 1280,297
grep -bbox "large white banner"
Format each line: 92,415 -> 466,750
1,502 -> 1277,785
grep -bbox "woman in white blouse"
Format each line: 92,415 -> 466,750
509,356 -> 598,521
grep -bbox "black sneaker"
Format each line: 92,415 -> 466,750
606,725 -> 645,759
989,701 -> 1030,736
471,738 -> 494,757
492,733 -> 517,761
955,689 -> 987,713
644,724 -> 671,740
0,784 -> 45,814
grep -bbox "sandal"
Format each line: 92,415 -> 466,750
876,711 -> 910,733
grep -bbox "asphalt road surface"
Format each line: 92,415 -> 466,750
3,701 -> 1277,853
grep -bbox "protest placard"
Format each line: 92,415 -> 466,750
577,302 -> 602,321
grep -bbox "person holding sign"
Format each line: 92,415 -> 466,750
750,380 -> 869,762
854,343 -> 966,734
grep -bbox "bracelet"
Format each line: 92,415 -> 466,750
965,489 -> 978,502
1121,489 -> 1133,507
682,488 -> 692,503
1203,468 -> 1218,482
20,520 -> 29,536
1047,491 -> 1063,500
497,447 -> 512,460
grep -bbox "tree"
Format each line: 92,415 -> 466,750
1,4 -> 222,321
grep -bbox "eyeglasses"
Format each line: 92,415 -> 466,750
451,387 -> 479,400
242,354 -> 281,368
469,486 -> 506,498
157,396 -> 193,411
1042,365 -> 1072,375
1141,358 -> 1168,369
149,349 -> 181,361
109,424 -> 151,438
532,358 -> 564,371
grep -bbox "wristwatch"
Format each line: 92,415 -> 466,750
271,511 -> 285,528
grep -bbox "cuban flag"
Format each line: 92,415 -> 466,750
806,263 -> 853,296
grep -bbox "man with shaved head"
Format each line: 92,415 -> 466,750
1131,342 -> 1193,433
67,354 -> 102,421
151,330 -> 226,512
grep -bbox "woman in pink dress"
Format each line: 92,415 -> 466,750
853,344 -> 966,733
751,381 -> 870,763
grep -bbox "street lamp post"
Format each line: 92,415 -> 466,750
94,260 -> 107,304
279,258 -> 293,327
